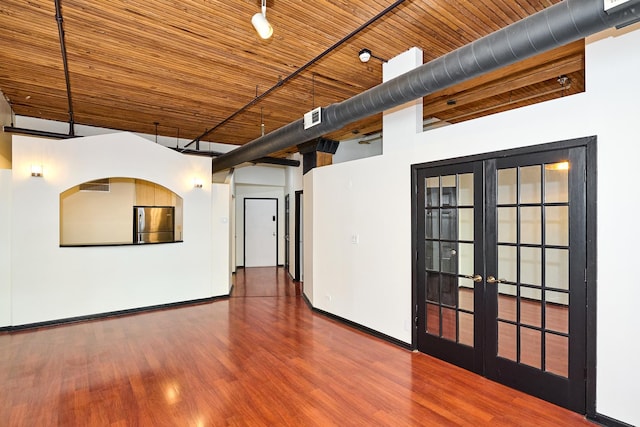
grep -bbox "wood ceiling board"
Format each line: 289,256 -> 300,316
0,0 -> 582,153
423,51 -> 584,116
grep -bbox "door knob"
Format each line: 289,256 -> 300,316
487,276 -> 505,284
462,274 -> 483,283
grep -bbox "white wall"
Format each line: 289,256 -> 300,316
309,152 -> 411,333
211,183 -> 232,294
382,47 -> 423,154
0,170 -> 11,326
234,164 -> 285,186
7,132 -> 221,326
333,137 -> 382,164
307,26 -> 640,425
587,27 -> 640,425
285,154 -> 303,195
303,172 -> 313,303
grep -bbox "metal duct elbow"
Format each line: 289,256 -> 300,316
212,0 -> 640,173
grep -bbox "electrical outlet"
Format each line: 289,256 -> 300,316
351,234 -> 359,244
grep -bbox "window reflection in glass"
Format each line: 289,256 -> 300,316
498,168 -> 517,205
520,165 -> 541,204
545,162 -> 569,203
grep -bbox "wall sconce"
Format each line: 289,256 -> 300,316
31,164 -> 43,177
193,178 -> 203,188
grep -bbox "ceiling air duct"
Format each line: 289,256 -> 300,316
212,0 -> 640,173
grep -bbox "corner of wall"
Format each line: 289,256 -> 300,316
302,171 -> 313,304
382,47 -> 423,154
0,169 -> 12,326
211,182 -> 232,295
0,91 -> 13,169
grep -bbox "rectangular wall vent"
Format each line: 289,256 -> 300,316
604,0 -> 639,13
80,178 -> 110,192
304,107 -> 322,130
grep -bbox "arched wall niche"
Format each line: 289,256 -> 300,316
60,177 -> 184,246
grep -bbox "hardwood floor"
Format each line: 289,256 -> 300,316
0,267 -> 594,426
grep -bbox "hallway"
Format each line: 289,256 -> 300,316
0,267 -> 592,426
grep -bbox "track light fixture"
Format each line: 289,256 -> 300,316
252,0 -> 273,39
358,48 -> 387,63
358,49 -> 371,62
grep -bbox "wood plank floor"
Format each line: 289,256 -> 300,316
0,267 -> 594,426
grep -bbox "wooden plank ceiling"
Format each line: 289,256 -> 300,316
0,0 -> 583,156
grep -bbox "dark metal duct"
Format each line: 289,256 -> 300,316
168,147 -> 300,167
212,0 -> 640,173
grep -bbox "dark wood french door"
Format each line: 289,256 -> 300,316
413,142 -> 590,413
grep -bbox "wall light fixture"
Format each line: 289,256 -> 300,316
31,164 -> 43,177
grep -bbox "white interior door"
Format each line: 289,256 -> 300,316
245,198 -> 277,267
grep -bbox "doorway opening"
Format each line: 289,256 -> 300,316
244,198 -> 278,267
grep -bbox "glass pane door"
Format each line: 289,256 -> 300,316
485,147 -> 586,413
413,142 -> 589,413
424,173 -> 476,345
416,162 -> 484,373
494,162 -> 570,374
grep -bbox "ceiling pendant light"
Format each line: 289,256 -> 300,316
252,0 -> 273,39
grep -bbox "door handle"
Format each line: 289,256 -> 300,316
487,276 -> 505,284
462,274 -> 483,283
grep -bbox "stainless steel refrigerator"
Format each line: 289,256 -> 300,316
133,206 -> 175,244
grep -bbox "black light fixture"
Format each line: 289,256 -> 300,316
358,48 -> 387,63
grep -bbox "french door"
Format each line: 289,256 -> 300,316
413,142 -> 590,413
